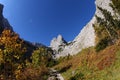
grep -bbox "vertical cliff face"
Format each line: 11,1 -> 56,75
0,4 -> 13,33
50,0 -> 115,58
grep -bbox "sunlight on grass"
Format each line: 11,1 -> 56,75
53,43 -> 120,80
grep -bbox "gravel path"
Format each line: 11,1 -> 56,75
48,68 -> 64,80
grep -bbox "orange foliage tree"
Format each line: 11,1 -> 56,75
0,29 -> 27,79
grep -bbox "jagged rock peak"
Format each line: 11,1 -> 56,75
0,3 -> 13,33
51,34 -> 67,44
0,4 -> 3,14
57,34 -> 67,43
50,34 -> 67,51
57,35 -> 63,41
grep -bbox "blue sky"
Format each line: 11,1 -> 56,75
0,0 -> 95,46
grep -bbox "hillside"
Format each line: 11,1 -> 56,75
51,0 -> 120,79
53,41 -> 120,80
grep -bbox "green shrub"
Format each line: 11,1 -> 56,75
95,37 -> 110,52
46,59 -> 58,67
111,0 -> 120,14
70,72 -> 84,80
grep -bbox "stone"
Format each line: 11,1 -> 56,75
50,0 -> 115,58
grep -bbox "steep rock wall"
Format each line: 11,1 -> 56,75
50,0 -> 114,58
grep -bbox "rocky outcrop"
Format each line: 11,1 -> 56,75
50,0 -> 115,58
48,68 -> 64,80
0,4 -> 13,33
50,35 -> 67,51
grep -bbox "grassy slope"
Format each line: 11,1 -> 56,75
53,40 -> 120,80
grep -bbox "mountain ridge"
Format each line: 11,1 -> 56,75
0,0 -> 120,79
50,0 -> 117,58
0,4 -> 13,33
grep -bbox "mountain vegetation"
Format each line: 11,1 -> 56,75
0,0 -> 120,80
53,42 -> 120,80
94,4 -> 120,52
0,29 -> 54,80
51,0 -> 120,80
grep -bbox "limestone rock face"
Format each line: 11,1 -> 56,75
50,0 -> 115,58
50,35 -> 67,51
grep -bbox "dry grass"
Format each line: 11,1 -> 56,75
53,40 -> 120,80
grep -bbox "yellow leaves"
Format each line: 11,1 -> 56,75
0,29 -> 27,79
15,70 -> 21,75
14,64 -> 23,80
14,55 -> 20,59
0,49 -> 3,63
1,29 -> 11,36
0,37 -> 6,41
15,69 -> 21,79
0,29 -> 26,54
18,64 -> 22,69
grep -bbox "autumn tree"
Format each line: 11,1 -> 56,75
32,47 -> 52,67
0,29 -> 27,79
16,47 -> 53,80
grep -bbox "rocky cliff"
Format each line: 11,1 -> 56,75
50,0 -> 115,58
0,4 -> 13,33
